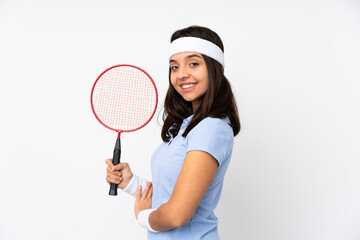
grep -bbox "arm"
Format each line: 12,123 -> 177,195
142,150 -> 218,231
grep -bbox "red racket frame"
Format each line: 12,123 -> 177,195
90,64 -> 158,138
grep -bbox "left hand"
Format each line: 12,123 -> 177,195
135,182 -> 153,219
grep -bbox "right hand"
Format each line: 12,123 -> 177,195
105,159 -> 133,189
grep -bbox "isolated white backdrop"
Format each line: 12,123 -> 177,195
0,0 -> 359,239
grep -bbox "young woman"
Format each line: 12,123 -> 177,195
106,25 -> 240,239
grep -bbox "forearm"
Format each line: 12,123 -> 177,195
147,202 -> 191,231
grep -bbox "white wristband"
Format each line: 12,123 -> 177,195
122,174 -> 148,198
137,209 -> 158,232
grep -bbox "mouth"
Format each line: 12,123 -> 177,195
181,83 -> 197,89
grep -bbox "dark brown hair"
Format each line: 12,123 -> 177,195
161,26 -> 240,142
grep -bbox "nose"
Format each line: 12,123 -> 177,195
177,66 -> 189,80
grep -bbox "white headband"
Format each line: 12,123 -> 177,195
168,37 -> 225,66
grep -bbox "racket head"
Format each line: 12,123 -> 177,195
90,64 -> 158,134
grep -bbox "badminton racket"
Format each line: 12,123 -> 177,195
90,64 -> 158,196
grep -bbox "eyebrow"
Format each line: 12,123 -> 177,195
169,53 -> 202,63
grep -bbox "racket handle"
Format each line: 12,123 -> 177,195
109,138 -> 121,196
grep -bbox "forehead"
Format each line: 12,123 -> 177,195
169,52 -> 204,62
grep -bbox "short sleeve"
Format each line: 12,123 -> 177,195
186,117 -> 234,166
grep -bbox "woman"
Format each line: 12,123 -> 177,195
106,25 -> 240,239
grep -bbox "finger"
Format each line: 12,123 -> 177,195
142,182 -> 152,199
106,176 -> 120,184
147,184 -> 153,198
136,185 -> 142,201
107,171 -> 120,180
146,183 -> 153,199
114,162 -> 127,171
105,158 -> 114,167
106,176 -> 122,185
106,174 -> 122,184
106,159 -> 118,172
107,167 -> 121,176
107,169 -> 121,179
142,184 -> 153,199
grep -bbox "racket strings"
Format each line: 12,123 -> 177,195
92,66 -> 157,131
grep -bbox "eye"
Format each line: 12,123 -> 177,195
190,62 -> 199,67
170,65 -> 178,71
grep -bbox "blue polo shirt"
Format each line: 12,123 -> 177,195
149,115 -> 234,240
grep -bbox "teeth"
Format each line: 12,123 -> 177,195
182,84 -> 195,89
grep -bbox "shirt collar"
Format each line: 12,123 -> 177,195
181,114 -> 194,129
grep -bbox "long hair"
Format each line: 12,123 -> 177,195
161,26 -> 240,142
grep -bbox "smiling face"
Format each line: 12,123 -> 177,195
169,52 -> 209,112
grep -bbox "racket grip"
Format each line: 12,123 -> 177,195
109,138 -> 121,196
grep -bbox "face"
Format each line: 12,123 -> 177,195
169,52 -> 209,111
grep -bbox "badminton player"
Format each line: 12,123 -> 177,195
106,25 -> 240,240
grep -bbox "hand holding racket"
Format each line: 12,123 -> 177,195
91,64 -> 158,196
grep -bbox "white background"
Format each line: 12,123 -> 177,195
0,0 -> 359,239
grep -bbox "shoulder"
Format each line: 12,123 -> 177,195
189,117 -> 234,139
186,117 -> 234,166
